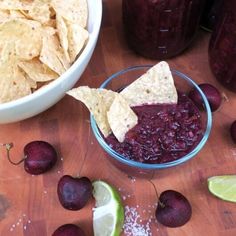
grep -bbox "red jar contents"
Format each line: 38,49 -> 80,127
122,0 -> 206,59
105,93 -> 203,164
209,1 -> 236,92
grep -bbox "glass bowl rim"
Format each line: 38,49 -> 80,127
90,65 -> 212,170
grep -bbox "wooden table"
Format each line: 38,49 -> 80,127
1,1 -> 236,235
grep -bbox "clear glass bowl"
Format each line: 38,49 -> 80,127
91,65 -> 212,177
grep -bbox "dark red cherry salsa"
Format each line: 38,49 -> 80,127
105,93 -> 203,164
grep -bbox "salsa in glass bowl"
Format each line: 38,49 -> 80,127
91,65 -> 212,176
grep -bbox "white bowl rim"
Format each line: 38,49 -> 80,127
0,0 -> 103,111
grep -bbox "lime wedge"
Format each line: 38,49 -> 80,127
92,180 -> 124,236
208,175 -> 236,203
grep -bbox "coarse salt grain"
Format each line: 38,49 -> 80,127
9,215 -> 32,233
128,175 -> 136,183
123,206 -> 153,236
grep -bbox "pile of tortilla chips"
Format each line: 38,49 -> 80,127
67,62 -> 178,143
0,0 -> 89,103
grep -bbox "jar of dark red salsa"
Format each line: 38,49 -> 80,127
122,0 -> 206,59
208,0 -> 236,92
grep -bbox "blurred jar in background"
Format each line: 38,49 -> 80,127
122,0 -> 206,59
209,0 -> 236,92
200,0 -> 223,32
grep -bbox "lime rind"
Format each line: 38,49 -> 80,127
92,180 -> 124,236
208,175 -> 236,203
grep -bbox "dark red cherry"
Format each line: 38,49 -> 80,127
1,140 -> 57,175
189,83 -> 222,112
57,175 -> 92,211
156,190 -> 192,227
24,141 -> 58,175
52,224 -> 85,236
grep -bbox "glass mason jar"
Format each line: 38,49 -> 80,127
208,0 -> 236,92
122,0 -> 206,59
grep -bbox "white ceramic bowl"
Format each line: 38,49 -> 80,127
0,0 -> 102,124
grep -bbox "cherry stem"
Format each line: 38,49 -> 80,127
0,143 -> 26,165
148,179 -> 165,208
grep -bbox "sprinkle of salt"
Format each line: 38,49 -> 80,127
123,206 -> 153,236
9,214 -> 32,232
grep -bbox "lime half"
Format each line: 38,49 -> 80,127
208,175 -> 236,203
92,180 -> 124,236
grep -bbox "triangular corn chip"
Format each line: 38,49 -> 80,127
18,58 -> 58,82
107,94 -> 138,142
67,22 -> 88,62
0,63 -> 31,103
67,86 -> 117,137
40,33 -> 70,75
121,61 -> 178,106
0,19 -> 42,60
51,0 -> 88,28
56,14 -> 70,61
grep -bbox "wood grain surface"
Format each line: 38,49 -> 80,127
1,1 -> 236,235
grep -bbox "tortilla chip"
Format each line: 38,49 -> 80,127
121,61 -> 178,106
51,0 -> 88,28
9,9 -> 25,18
67,22 -> 88,62
67,86 -> 117,137
0,0 -> 89,104
0,9 -> 9,15
107,94 -> 138,142
18,58 -> 58,82
43,25 -> 56,36
0,9 -> 9,22
0,42 -> 16,63
0,63 -> 31,103
0,9 -> 26,22
44,18 -> 56,27
0,19 -> 42,60
0,0 -> 31,10
23,72 -> 37,89
40,34 -> 70,75
28,1 -> 51,24
56,14 -> 70,61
